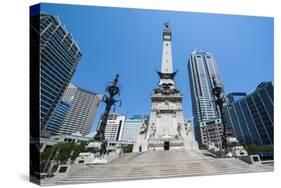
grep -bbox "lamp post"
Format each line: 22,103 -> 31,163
93,74 -> 121,155
212,77 -> 227,150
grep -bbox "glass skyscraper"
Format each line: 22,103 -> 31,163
30,11 -> 82,178
187,51 -> 223,147
224,82 -> 274,146
35,13 -> 82,135
121,116 -> 145,144
59,83 -> 102,136
46,100 -> 70,136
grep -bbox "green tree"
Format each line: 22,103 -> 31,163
55,143 -> 75,163
245,144 -> 274,155
123,144 -> 133,153
198,144 -> 208,150
41,142 -> 86,164
41,145 -> 60,164
71,142 -> 87,160
245,144 -> 260,155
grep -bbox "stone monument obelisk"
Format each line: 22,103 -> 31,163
133,23 -> 198,152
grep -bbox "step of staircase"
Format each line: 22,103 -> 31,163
41,150 -> 273,185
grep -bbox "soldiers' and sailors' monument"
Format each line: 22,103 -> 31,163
40,22 -> 273,186
133,23 -> 198,152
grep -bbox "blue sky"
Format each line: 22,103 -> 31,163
41,3 -> 274,132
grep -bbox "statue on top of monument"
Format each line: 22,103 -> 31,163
164,22 -> 169,28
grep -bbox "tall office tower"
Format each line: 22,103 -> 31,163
59,83 -> 102,136
31,13 -> 82,136
30,11 -> 82,178
187,51 -> 223,147
121,115 -> 146,144
102,113 -> 126,142
46,100 -> 70,136
134,23 -> 198,152
224,82 -> 274,146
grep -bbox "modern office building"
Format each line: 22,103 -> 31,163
46,100 -> 70,136
187,51 -> 223,147
59,83 -> 102,136
102,113 -> 126,142
32,13 -> 82,136
224,82 -> 274,146
121,115 -> 145,144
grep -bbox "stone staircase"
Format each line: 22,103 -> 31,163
42,150 -> 273,185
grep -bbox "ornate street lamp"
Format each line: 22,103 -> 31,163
93,74 -> 121,155
212,77 -> 227,150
